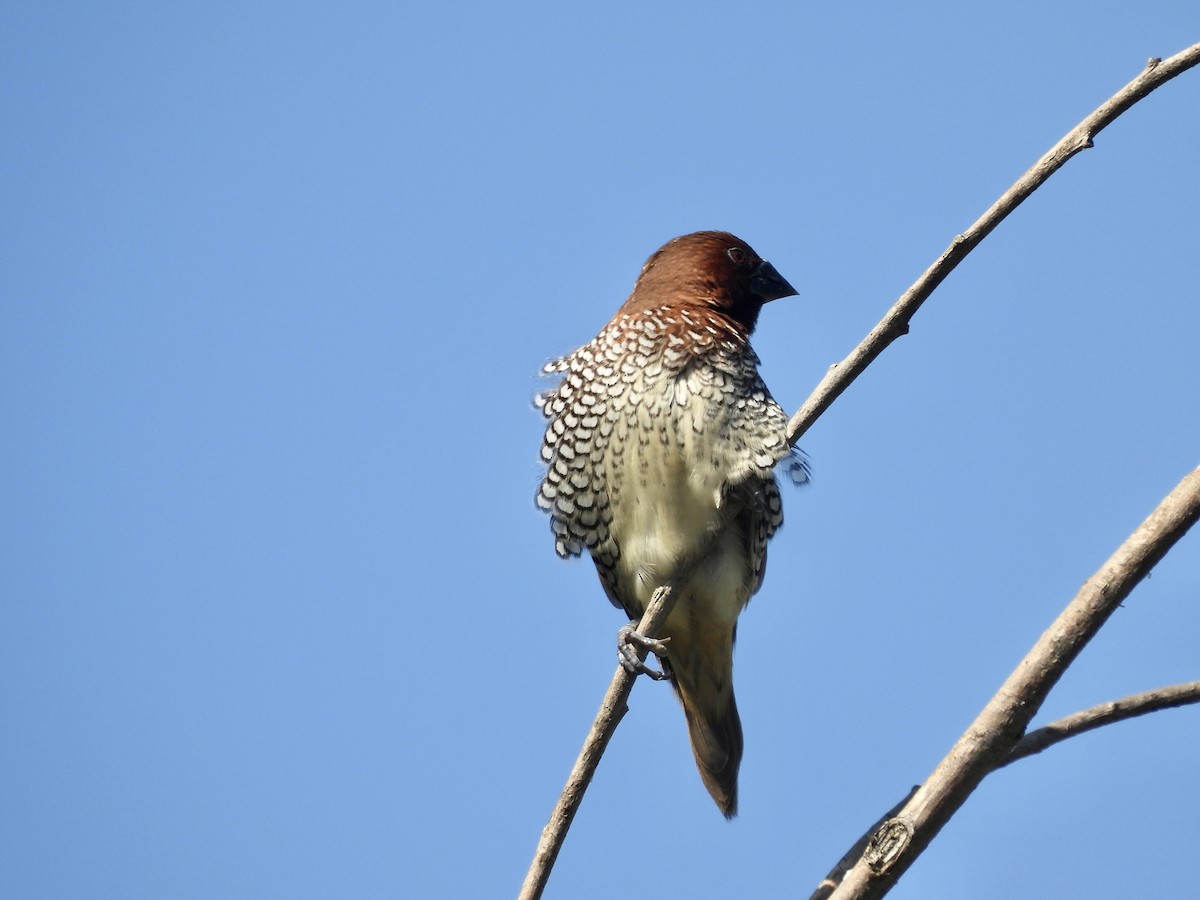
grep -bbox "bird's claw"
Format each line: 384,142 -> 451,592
617,623 -> 671,680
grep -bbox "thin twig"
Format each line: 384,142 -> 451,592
822,465 -> 1200,900
518,663 -> 634,900
786,42 -> 1200,447
520,572 -> 696,899
1001,681 -> 1200,768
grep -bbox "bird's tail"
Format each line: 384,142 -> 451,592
668,635 -> 743,818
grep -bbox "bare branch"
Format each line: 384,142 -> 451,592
786,42 -> 1200,447
810,788 -> 919,900
519,582 -> 682,900
822,465 -> 1200,900
1001,681 -> 1200,768
816,683 -> 1200,898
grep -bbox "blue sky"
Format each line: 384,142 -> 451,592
2,4 -> 1198,898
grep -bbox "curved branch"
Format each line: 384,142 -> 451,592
814,682 -> 1200,899
1001,681 -> 1200,768
823,465 -> 1200,900
786,42 -> 1200,447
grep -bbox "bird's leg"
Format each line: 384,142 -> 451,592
617,623 -> 671,680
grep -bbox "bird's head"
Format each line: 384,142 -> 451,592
623,231 -> 797,333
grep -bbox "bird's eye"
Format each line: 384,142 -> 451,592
727,247 -> 748,264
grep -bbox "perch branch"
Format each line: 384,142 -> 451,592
518,583 -> 679,900
522,518 -> 733,897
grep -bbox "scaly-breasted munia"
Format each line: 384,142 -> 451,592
535,231 -> 805,817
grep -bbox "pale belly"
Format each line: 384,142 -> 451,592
607,428 -> 752,632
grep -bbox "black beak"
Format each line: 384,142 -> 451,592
750,259 -> 798,302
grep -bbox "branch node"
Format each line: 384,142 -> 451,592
1146,56 -> 1162,70
863,817 -> 914,876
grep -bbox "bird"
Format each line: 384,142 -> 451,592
534,230 -> 806,818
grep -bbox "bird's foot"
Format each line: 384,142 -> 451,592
617,624 -> 671,680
